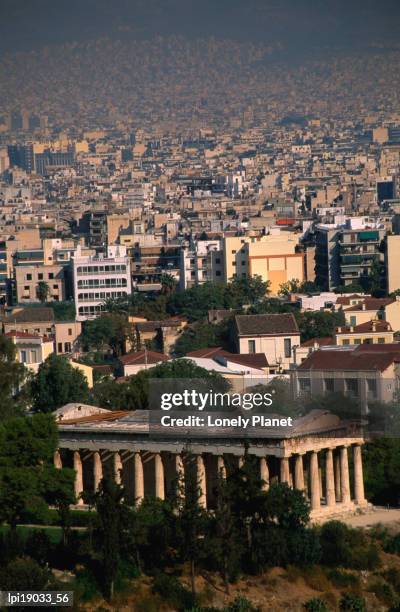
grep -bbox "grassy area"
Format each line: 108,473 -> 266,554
0,524 -> 64,544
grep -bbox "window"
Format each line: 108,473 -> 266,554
232,261 -> 236,266
248,340 -> 256,354
342,339 -> 350,345
324,378 -> 334,393
354,338 -> 361,344
378,337 -> 385,344
231,250 -> 236,254
284,338 -> 292,358
48,272 -> 54,279
20,350 -> 27,363
57,342 -> 63,353
68,328 -> 72,336
26,274 -> 32,281
216,271 -> 221,277
38,273 -> 43,280
367,379 -> 377,399
64,342 -> 72,353
350,316 -> 356,326
298,378 -> 310,393
345,378 -> 358,397
215,258 -> 221,264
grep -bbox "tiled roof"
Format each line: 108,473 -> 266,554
119,350 -> 169,365
337,320 -> 392,333
297,343 -> 400,372
301,336 -> 334,347
344,298 -> 395,312
235,313 -> 299,336
4,307 -> 55,324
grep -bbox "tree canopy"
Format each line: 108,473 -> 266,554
31,354 -> 90,412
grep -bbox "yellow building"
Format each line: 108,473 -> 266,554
223,231 -> 304,295
334,320 -> 394,346
386,235 -> 400,295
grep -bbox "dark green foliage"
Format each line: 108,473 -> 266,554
319,521 -> 380,570
0,334 -> 30,420
368,580 -> 397,607
339,592 -> 366,611
31,354 -> 90,412
328,569 -> 360,588
173,319 -> 231,356
304,598 -> 328,612
79,313 -> 133,355
363,439 -> 400,505
0,556 -> 50,591
296,310 -> 345,342
152,573 -> 196,611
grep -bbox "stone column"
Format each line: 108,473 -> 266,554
238,456 -> 245,469
197,454 -> 207,508
340,446 -> 351,505
93,451 -> 102,491
309,451 -> 321,511
134,452 -> 144,505
334,451 -> 341,501
325,449 -> 336,507
175,454 -> 185,503
353,444 -> 365,505
280,456 -> 290,484
260,457 -> 269,491
53,450 -> 62,469
73,451 -> 84,505
154,453 -> 165,500
294,454 -> 305,491
113,452 -> 123,485
217,455 -> 226,479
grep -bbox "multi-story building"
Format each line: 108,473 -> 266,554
222,230 -> 304,295
180,239 -> 222,289
15,264 -> 67,303
72,245 -> 132,321
315,218 -> 386,290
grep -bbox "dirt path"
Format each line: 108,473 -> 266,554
343,507 -> 400,528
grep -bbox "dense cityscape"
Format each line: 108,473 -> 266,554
1,1 -> 400,610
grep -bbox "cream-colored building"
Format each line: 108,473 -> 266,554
233,313 -> 300,372
334,320 -> 394,346
55,321 -> 82,355
6,330 -> 54,373
342,296 -> 400,333
223,230 -> 304,295
386,235 -> 400,295
15,264 -> 66,303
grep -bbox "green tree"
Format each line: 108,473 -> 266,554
0,557 -> 50,591
297,310 -> 345,342
37,281 -> 50,303
44,467 -> 76,546
0,414 -> 70,531
173,319 -> 231,357
0,335 -> 30,420
160,273 -> 178,296
79,314 -> 133,356
339,592 -> 366,612
94,477 -> 125,600
31,354 -> 90,412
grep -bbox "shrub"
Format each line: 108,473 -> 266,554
152,573 -> 196,611
302,566 -> 331,592
339,592 -> 366,612
304,598 -> 328,612
384,567 -> 400,594
368,580 -> 396,607
25,530 -> 52,567
385,535 -> 400,555
74,568 -> 101,603
0,556 -> 50,591
328,569 -> 360,589
319,521 -> 380,570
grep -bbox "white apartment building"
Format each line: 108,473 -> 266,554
180,239 -> 222,289
72,245 -> 132,321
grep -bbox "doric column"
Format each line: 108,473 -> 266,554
73,451 -> 84,505
325,449 -> 336,507
309,451 -> 321,511
340,446 -> 351,504
196,454 -> 207,508
134,452 -> 144,505
113,452 -> 123,485
217,455 -> 226,479
174,454 -> 185,503
53,450 -> 62,469
154,453 -> 165,500
93,451 -> 102,491
260,457 -> 269,491
353,444 -> 365,505
280,456 -> 290,484
238,456 -> 245,469
294,454 -> 305,491
334,451 -> 341,501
